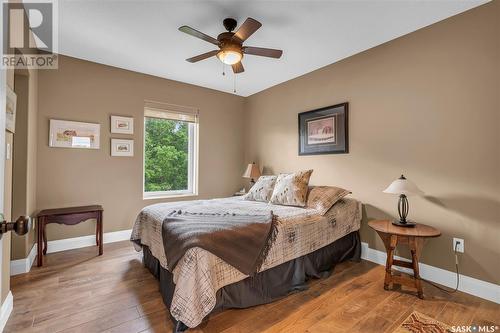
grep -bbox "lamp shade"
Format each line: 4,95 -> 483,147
242,162 -> 261,179
383,175 -> 424,196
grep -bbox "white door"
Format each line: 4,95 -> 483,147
0,65 -> 5,304
0,84 -> 5,307
0,0 -> 7,311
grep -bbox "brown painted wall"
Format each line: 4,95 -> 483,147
244,1 -> 499,284
11,74 -> 28,260
26,69 -> 37,254
37,56 -> 246,241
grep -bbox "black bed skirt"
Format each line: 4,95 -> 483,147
142,230 -> 361,330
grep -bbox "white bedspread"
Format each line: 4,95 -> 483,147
131,196 -> 361,328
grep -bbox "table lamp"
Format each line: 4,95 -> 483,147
242,162 -> 261,187
383,174 -> 424,227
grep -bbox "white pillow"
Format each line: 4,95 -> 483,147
244,176 -> 277,202
269,170 -> 313,207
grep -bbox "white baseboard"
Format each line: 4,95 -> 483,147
0,291 -> 13,332
361,242 -> 500,304
10,229 -> 132,276
10,244 -> 37,276
46,229 -> 132,254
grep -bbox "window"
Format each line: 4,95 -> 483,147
143,101 -> 198,199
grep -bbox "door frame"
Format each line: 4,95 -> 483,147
0,0 -> 9,321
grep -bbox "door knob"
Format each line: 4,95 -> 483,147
0,215 -> 32,239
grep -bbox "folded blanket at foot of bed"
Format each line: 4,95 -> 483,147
161,210 -> 277,275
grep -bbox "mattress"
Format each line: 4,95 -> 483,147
131,196 -> 361,328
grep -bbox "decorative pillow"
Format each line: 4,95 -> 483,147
269,170 -> 313,207
244,176 -> 277,202
306,186 -> 351,215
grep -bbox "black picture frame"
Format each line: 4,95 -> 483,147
298,102 -> 348,155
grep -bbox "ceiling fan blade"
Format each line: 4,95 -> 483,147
243,46 -> 283,59
232,62 -> 244,74
186,50 -> 219,63
179,26 -> 220,46
233,18 -> 262,42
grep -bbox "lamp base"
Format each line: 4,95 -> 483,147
392,220 -> 416,227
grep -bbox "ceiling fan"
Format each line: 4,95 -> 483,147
179,17 -> 283,74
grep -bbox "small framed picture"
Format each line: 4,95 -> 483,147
298,102 -> 348,155
111,139 -> 134,157
49,119 -> 100,149
6,86 -> 17,133
110,116 -> 134,134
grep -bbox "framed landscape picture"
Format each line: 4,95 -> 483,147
49,119 -> 100,149
111,139 -> 134,157
110,115 -> 134,134
298,102 -> 348,155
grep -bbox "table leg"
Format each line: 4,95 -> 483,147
42,225 -> 48,255
98,211 -> 103,256
385,235 -> 397,290
410,237 -> 424,299
378,233 -> 397,290
96,216 -> 99,246
37,217 -> 43,267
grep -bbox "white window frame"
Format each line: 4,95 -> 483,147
143,105 -> 199,200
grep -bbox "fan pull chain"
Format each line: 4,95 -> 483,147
233,73 -> 237,93
222,62 -> 225,76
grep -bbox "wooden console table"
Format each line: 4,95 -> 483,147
368,220 -> 440,299
36,205 -> 103,267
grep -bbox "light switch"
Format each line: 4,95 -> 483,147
6,143 -> 11,160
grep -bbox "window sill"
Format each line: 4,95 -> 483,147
143,192 -> 198,200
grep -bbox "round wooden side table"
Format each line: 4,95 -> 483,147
368,220 -> 441,299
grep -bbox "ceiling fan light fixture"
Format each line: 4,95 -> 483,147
180,17 -> 282,75
217,49 -> 242,65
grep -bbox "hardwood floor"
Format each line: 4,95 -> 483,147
5,241 -> 499,333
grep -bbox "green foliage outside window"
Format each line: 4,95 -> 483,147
144,117 -> 189,192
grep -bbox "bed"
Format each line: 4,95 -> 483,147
131,195 -> 362,331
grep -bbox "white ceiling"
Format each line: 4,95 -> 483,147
58,0 -> 488,97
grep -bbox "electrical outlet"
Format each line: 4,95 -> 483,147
453,238 -> 464,253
